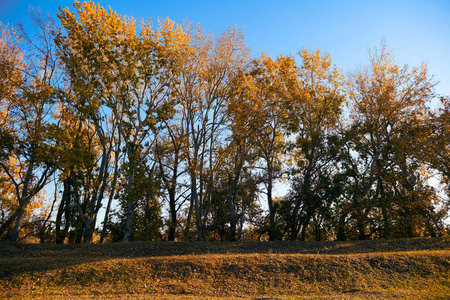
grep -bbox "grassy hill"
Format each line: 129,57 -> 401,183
1,237 -> 449,299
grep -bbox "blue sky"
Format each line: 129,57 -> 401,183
1,0 -> 449,96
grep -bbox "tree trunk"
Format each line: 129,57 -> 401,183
75,219 -> 84,243
357,217 -> 366,240
185,174 -> 197,241
229,218 -> 237,242
100,135 -> 121,243
55,194 -> 66,244
56,177 -> 72,244
83,223 -> 93,244
0,208 -> 21,238
300,216 -> 310,241
267,163 -> 276,241
336,213 -> 347,241
381,205 -> 390,239
197,224 -> 206,242
8,161 -> 34,243
123,145 -> 136,243
123,200 -> 135,242
228,179 -> 237,241
196,222 -> 205,242
237,216 -> 244,241
39,188 -> 57,244
99,188 -> 114,243
184,197 -> 193,241
228,164 -> 242,242
10,206 -> 25,243
168,188 -> 177,241
288,200 -> 302,241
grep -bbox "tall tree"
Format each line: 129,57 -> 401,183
422,96 -> 450,233
178,25 -> 249,241
0,11 -> 61,243
427,96 -> 450,198
53,104 -> 100,243
57,2 -> 188,242
155,125 -> 188,241
344,43 -> 435,239
239,54 -> 296,240
283,49 -> 345,241
56,2 -> 129,243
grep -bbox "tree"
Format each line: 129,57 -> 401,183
427,96 -> 450,197
56,1 -> 126,243
155,126 -> 188,241
344,42 -> 436,239
0,10 -> 61,243
238,54 -> 296,240
207,139 -> 260,241
178,24 -> 249,241
0,23 -> 24,236
422,96 -> 450,234
56,2 -> 189,242
52,104 -> 101,243
283,49 -> 345,241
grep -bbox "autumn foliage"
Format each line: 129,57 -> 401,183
0,1 -> 449,244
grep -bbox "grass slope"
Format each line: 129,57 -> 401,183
1,238 -> 449,299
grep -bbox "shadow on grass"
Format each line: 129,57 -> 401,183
0,237 -> 449,280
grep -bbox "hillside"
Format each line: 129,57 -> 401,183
1,238 -> 449,299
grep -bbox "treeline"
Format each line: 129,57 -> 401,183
0,2 -> 449,244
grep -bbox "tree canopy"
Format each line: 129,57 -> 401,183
0,2 -> 448,243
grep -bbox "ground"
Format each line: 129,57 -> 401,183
1,237 -> 449,299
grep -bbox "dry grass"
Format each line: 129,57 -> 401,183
1,237 -> 449,299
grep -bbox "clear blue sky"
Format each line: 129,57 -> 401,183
1,0 -> 449,97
